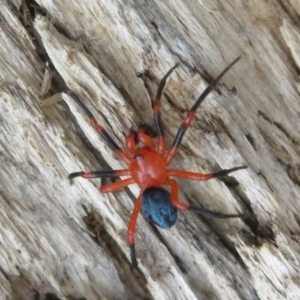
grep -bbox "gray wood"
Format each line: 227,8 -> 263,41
1,0 -> 300,299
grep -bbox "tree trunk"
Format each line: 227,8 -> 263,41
1,0 -> 300,299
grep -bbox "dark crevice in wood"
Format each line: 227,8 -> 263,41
164,92 -> 184,112
277,0 -> 300,24
81,206 -> 153,300
245,133 -> 256,150
146,223 -> 188,274
179,206 -> 259,300
189,204 -> 248,270
258,110 -> 298,146
287,164 -> 300,186
257,171 -> 275,194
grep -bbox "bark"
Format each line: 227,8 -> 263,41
1,0 -> 300,299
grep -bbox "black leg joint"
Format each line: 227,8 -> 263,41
68,172 -> 83,182
130,244 -> 139,270
212,166 -> 247,178
189,206 -> 245,219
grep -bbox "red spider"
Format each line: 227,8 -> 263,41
67,57 -> 246,269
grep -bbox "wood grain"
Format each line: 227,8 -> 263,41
1,0 -> 300,299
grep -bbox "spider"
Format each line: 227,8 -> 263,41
67,57 -> 247,269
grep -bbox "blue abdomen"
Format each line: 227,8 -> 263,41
141,187 -> 178,228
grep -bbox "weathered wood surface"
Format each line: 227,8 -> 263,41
1,0 -> 300,299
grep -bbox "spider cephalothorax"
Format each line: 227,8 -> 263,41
67,57 -> 246,268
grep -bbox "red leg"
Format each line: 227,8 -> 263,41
128,193 -> 142,269
100,178 -> 135,193
137,127 -> 155,150
126,125 -> 156,152
164,57 -> 241,165
66,89 -> 132,164
167,178 -> 244,218
153,64 -> 179,155
166,179 -> 189,210
125,129 -> 137,154
69,169 -> 130,181
167,166 -> 247,180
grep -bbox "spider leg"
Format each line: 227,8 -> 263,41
166,178 -> 189,210
125,129 -> 138,154
154,64 -> 179,155
69,169 -> 130,181
100,177 -> 135,193
126,124 -> 157,151
164,57 -> 241,165
189,207 -> 244,219
65,89 -> 132,163
166,178 -> 244,218
128,193 -> 142,269
167,165 -> 247,180
137,124 -> 156,150
137,132 -> 155,150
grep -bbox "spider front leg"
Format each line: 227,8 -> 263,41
153,64 -> 179,155
164,57 -> 241,165
166,178 -> 244,218
65,89 -> 132,163
68,169 -> 134,193
125,124 -> 157,153
125,129 -> 137,154
69,169 -> 130,181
